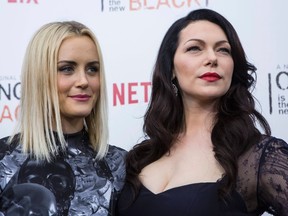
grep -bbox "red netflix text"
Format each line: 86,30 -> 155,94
113,82 -> 151,106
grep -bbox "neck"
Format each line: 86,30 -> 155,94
60,117 -> 85,134
183,101 -> 217,137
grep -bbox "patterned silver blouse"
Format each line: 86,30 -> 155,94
0,129 -> 126,216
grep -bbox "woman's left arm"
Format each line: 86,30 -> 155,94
258,137 -> 288,216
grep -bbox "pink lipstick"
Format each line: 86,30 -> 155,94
70,94 -> 91,102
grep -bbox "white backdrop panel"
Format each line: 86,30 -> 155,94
1,1 -> 288,215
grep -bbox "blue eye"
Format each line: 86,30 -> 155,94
87,66 -> 100,74
58,66 -> 74,73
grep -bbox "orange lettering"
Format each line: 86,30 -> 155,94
130,0 -> 141,10
0,105 -> 13,123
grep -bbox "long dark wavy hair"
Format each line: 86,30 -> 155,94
125,8 -> 271,199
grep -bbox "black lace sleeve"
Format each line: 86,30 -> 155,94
258,137 -> 288,216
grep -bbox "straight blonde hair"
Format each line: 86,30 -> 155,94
10,21 -> 108,161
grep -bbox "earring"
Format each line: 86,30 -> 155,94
172,83 -> 178,97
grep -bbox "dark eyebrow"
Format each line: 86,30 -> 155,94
87,61 -> 100,66
184,38 -> 203,45
184,39 -> 230,46
57,60 -> 76,65
215,40 -> 230,46
57,60 -> 100,65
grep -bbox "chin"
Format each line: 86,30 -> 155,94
69,110 -> 92,118
76,112 -> 92,118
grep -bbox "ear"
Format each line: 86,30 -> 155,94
171,70 -> 176,80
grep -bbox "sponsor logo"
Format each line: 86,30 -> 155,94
112,82 -> 151,106
101,0 -> 209,12
268,64 -> 288,115
0,75 -> 21,123
7,0 -> 39,4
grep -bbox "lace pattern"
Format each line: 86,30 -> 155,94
237,136 -> 288,215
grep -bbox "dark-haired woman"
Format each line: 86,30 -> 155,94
116,8 -> 288,216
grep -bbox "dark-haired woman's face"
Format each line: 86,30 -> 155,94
173,20 -> 234,105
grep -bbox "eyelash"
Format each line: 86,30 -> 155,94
58,65 -> 100,74
218,47 -> 231,54
186,46 -> 201,52
186,46 -> 231,54
88,66 -> 100,73
58,66 -> 73,72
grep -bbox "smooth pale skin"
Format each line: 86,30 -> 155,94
57,36 -> 100,133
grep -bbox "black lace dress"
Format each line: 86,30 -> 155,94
116,136 -> 288,216
0,129 -> 127,216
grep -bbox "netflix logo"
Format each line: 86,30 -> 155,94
112,82 -> 151,106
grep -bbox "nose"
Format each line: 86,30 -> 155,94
205,49 -> 217,67
76,71 -> 89,88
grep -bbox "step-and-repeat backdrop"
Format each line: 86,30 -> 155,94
0,0 -> 287,156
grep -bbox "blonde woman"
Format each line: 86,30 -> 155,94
0,21 -> 126,216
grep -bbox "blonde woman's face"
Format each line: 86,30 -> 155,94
57,36 -> 100,132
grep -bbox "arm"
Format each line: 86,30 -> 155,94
258,137 -> 288,215
0,137 -> 11,192
104,145 -> 127,216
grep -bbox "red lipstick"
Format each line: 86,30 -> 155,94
199,72 -> 221,82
